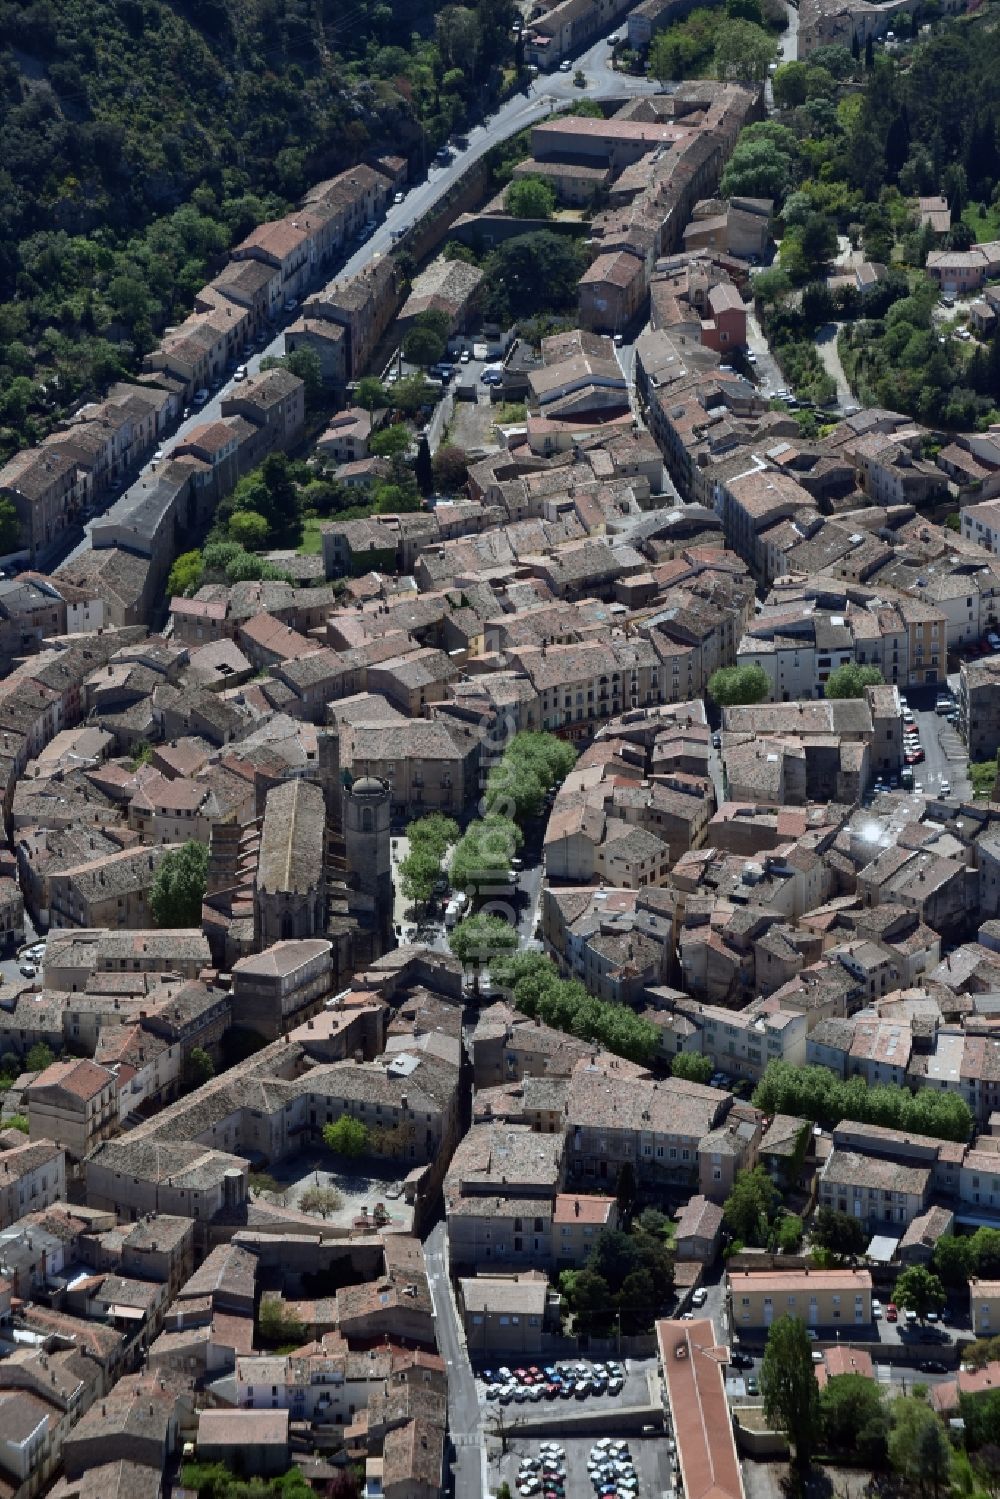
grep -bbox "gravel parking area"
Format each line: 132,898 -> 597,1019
495,1434 -> 670,1499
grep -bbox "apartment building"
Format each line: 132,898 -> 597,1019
728,1268 -> 873,1332
817,1148 -> 931,1233
26,1060 -> 118,1160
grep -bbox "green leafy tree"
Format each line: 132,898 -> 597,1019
714,19 -> 778,83
752,1059 -> 972,1142
323,1115 -> 369,1158
772,60 -> 810,108
449,913 -> 518,990
820,1374 -> 889,1463
283,345 -> 323,408
0,497 -> 21,554
760,1315 -> 821,1467
484,732 -> 578,822
399,844 -> 442,906
168,550 -> 204,598
723,1166 -> 781,1246
931,1234 -> 971,1286
671,1052 -> 713,1084
402,325 -> 446,367
825,664 -> 885,698
708,663 -> 770,706
812,1205 -> 867,1256
356,377 -> 389,414
370,424 -> 413,459
227,509 -> 270,550
893,1265 -> 946,1321
150,841 -> 210,928
480,232 -> 587,323
450,815 -> 523,894
888,1397 -> 952,1497
407,814 -> 459,860
505,176 -> 556,219
26,1042 -> 54,1073
258,1294 -> 307,1350
776,1213 -> 804,1253
6,1115 -> 28,1134
184,1047 -> 214,1088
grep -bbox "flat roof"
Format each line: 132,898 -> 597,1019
657,1319 -> 745,1499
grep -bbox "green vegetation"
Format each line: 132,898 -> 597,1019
820,1374 -> 889,1465
889,1397 -> 952,1495
180,1463 -> 323,1499
184,1047 -> 215,1090
893,1265 -> 947,1321
484,731 -> 578,822
559,1224 -> 674,1336
671,1051 -> 713,1084
0,0 -> 518,460
761,1315 -> 821,1467
149,840 -> 209,928
713,19 -> 778,83
649,10 -> 725,82
824,663 -> 885,698
812,1205 -> 867,1257
723,1165 -> 781,1245
432,444 -> 469,494
6,1115 -> 28,1134
934,1226 -> 1000,1286
403,309 -> 452,368
448,912 -> 518,986
505,175 -> 556,219
970,759 -> 999,800
399,813 -> 458,906
753,1059 -> 973,1142
493,951 -> 661,1066
472,231 -> 588,324
257,1294 -> 307,1353
322,1115 -> 370,1158
450,814 -> 522,895
707,662 -> 770,706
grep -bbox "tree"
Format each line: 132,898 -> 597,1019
480,232 -> 587,323
399,844 -> 441,906
714,19 -> 778,83
403,324 -> 447,367
616,1162 -> 637,1223
283,345 -> 323,408
370,424 -> 413,459
672,1052 -> 713,1084
299,1185 -> 343,1218
708,663 -> 770,706
893,1265 -> 946,1322
26,1042 -> 53,1073
889,1397 -> 952,1497
414,434 -> 434,496
356,377 -> 388,414
825,664 -> 885,698
150,841 -> 209,928
723,1166 -> 781,1246
812,1205 -> 867,1256
450,815 -> 523,894
449,913 -> 518,989
932,1233 -> 972,1286
0,497 -> 21,554
760,1315 -> 821,1467
185,1047 -> 214,1088
227,509 -> 270,550
323,1115 -> 369,1158
776,1213 -> 804,1253
772,61 -> 810,109
167,549 -> 203,598
505,175 -> 556,219
432,445 -> 469,493
820,1374 -> 889,1463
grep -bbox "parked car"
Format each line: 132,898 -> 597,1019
394,190 -> 405,205
234,364 -> 248,381
746,1374 -> 760,1395
193,388 -> 210,406
886,1302 -> 898,1322
559,58 -> 572,71
692,1287 -> 708,1307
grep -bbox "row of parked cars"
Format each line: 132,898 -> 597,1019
516,1444 -> 567,1499
18,941 -> 44,979
484,1359 -> 626,1405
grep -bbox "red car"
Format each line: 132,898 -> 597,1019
886,1302 -> 898,1322
905,748 -> 925,764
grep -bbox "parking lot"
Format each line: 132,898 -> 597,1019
494,1433 -> 671,1499
477,1357 -> 658,1423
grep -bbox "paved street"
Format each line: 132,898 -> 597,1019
425,1220 -> 485,1499
746,309 -> 785,399
908,696 -> 970,802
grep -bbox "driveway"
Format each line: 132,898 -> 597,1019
746,310 -> 785,398
815,323 -> 854,410
779,1 -> 799,62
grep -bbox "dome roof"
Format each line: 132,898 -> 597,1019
351,775 -> 386,797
